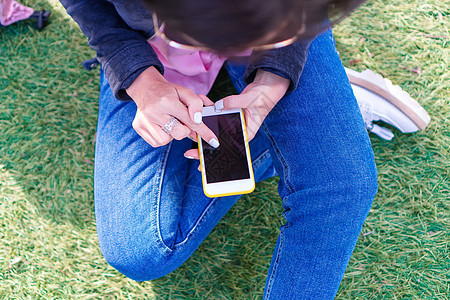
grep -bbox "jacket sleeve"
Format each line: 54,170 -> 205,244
59,0 -> 164,101
243,39 -> 313,93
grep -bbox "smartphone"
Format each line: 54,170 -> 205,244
198,106 -> 255,198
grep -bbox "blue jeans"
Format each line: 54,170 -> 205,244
94,30 -> 377,299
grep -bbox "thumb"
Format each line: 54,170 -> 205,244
198,94 -> 215,106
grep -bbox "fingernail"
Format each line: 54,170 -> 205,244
184,154 -> 195,159
215,100 -> 224,110
194,112 -> 202,124
209,138 -> 220,148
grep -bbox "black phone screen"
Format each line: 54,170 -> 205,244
202,112 -> 250,183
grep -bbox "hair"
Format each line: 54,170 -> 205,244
144,0 -> 365,52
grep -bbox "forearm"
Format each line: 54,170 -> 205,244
253,69 -> 290,98
59,0 -> 163,101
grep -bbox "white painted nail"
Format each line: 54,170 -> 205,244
184,154 -> 195,159
194,112 -> 202,124
215,100 -> 224,110
209,138 -> 220,148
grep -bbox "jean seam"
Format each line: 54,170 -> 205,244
172,196 -> 220,251
170,147 -> 272,251
264,227 -> 285,299
252,148 -> 270,169
261,123 -> 295,194
153,141 -> 175,254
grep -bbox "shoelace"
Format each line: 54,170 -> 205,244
358,102 -> 395,140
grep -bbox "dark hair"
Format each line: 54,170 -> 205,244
144,0 -> 365,52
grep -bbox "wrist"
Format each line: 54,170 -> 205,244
126,66 -> 165,101
253,69 -> 290,95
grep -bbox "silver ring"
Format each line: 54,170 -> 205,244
161,116 -> 180,134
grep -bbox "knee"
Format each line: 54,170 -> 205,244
283,156 -> 378,223
347,161 -> 378,212
334,158 -> 378,220
98,237 -> 177,281
330,164 -> 378,231
329,153 -> 378,214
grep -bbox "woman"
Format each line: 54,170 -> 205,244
60,0 -> 378,298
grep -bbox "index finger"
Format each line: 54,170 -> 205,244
166,101 -> 220,148
194,122 -> 220,148
176,87 -> 204,124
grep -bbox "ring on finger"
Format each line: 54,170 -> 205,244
161,116 -> 180,134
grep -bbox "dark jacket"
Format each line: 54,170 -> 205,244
60,0 -> 312,101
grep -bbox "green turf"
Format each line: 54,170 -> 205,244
0,0 -> 448,298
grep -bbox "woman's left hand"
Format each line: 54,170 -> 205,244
184,69 -> 290,160
216,69 -> 290,141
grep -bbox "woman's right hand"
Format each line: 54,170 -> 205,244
126,66 -> 219,148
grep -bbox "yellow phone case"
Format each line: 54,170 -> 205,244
198,109 -> 255,198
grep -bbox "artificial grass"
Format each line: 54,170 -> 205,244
0,0 -> 448,298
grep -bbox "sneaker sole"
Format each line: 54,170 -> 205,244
345,68 -> 430,130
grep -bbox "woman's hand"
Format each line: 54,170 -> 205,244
126,66 -> 219,148
184,68 -> 290,161
217,69 -> 290,141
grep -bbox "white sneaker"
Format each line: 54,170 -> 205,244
345,67 -> 431,140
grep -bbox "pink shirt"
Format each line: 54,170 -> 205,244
148,33 -> 251,95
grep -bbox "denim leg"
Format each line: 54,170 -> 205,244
226,29 -> 377,299
94,70 -> 276,281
